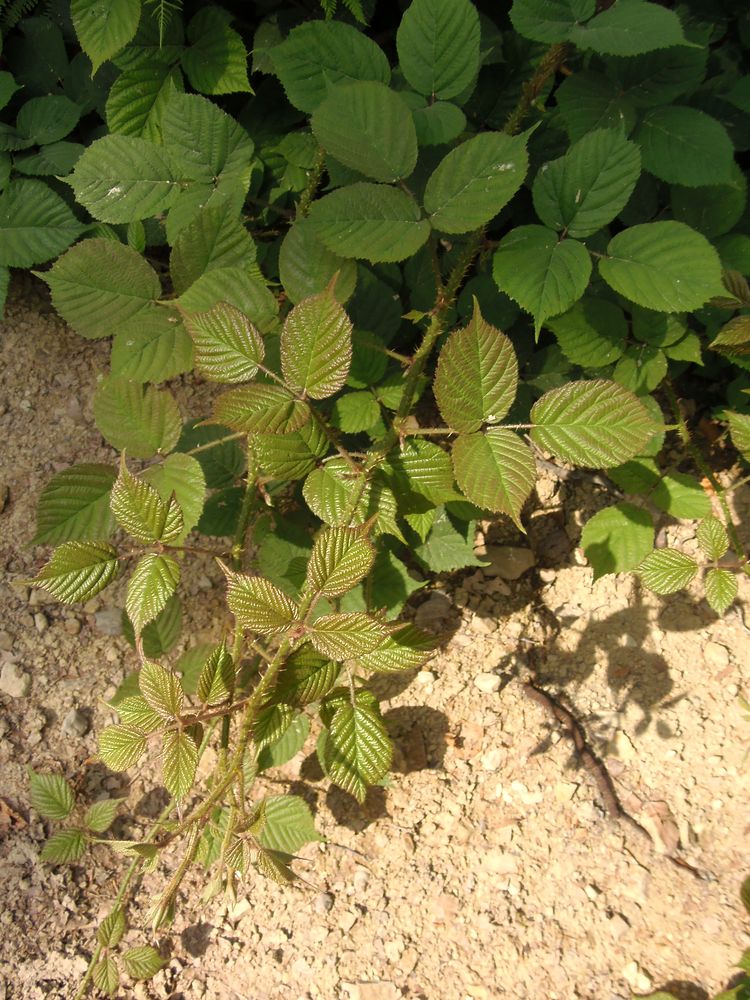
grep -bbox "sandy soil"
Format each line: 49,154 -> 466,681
1,279 -> 749,1000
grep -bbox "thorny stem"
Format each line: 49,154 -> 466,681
503,42 -> 570,137
665,380 -> 750,575
296,146 -> 326,219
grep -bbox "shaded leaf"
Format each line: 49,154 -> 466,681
580,502 -> 655,579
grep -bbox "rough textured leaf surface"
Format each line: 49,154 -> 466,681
281,290 -> 353,399
34,464 -> 116,544
451,429 -> 535,528
213,384 -> 310,435
321,689 -> 392,802
433,303 -> 518,432
32,542 -> 120,604
126,555 -> 180,636
185,302 -> 265,384
530,380 -> 658,467
225,571 -> 299,634
396,0 -> 480,100
94,379 -> 182,459
306,527 -> 375,598
705,568 -> 737,615
308,613 -> 390,660
638,548 -> 698,594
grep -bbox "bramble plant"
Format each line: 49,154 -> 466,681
5,0 -> 749,993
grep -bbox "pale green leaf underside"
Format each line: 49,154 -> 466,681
306,527 -> 375,598
126,554 -> 180,636
705,568 -> 737,615
184,301 -> 265,384
281,290 -> 353,399
322,691 -> 392,802
225,571 -> 299,634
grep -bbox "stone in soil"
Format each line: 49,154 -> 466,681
62,708 -> 89,738
483,546 -> 535,580
0,661 -> 31,697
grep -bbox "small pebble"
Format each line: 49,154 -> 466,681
64,618 -> 81,636
0,661 -> 31,698
313,892 -> 334,915
94,608 -> 122,636
0,630 -> 12,651
34,612 -> 48,634
473,672 -> 501,694
62,708 -> 89,738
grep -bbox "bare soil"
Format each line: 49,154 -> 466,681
1,279 -> 749,1000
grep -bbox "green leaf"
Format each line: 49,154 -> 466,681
140,660 -> 184,719
651,472 -> 711,520
580,502 -> 654,579
162,729 -> 198,799
116,696 -> 165,735
414,507 -> 485,573
123,946 -> 166,981
111,312 -> 193,383
309,182 -> 429,263
424,132 -> 528,235
184,302 -> 264,384
107,61 -> 183,139
14,142 -> 84,179
728,411 -> 750,463
182,7 -> 250,95
42,238 -> 161,340
110,459 -> 183,545
257,714 -> 310,769
638,548 -> 698,594
72,0 -> 140,73
33,464 -> 116,545
256,795 -> 321,853
123,595 -> 182,659
254,846 -> 296,884
412,101 -> 466,147
710,316 -> 750,359
213,384 -> 310,435
0,179 -> 82,268
545,299 -> 627,366
607,46 -> 707,109
569,0 -> 690,56
451,429 -> 535,529
276,645 -> 340,707
356,623 -> 436,674
279,218 -> 357,306
16,94 -> 79,144
330,392 -> 381,433
671,166 -> 747,239
510,0 -> 595,43
255,422 -> 328,481
613,344 -> 667,395
308,613 -> 391,660
97,909 -> 125,948
126,555 -> 180,636
303,460 -> 402,539
696,516 -> 729,561
177,421 -> 245,490
270,20 -> 390,114
306,527 -> 375,598
555,71 -> 636,143
31,541 -> 120,604
312,81 -> 417,183
70,135 -> 178,223
170,201 -> 256,298
397,0 -> 480,100
493,226 -> 592,335
99,724 -> 148,771
321,688 -> 392,802
741,876 -> 750,918
161,90 -> 254,188
705,568 -> 738,616
85,799 -> 123,834
29,771 -> 75,821
177,267 -> 278,334
530,379 -> 658,467
281,289 -> 353,399
41,829 -> 88,865
635,106 -> 734,188
198,487 -> 243,537
142,453 -> 206,542
599,222 -> 723,312
224,570 -> 299,634
532,129 -> 641,238
254,704 -> 294,751
197,642 -> 234,705
94,379 -> 182,459
384,439 -> 456,504
91,956 -> 119,997
433,301 -> 518,432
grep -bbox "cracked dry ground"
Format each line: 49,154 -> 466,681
1,282 -> 749,1000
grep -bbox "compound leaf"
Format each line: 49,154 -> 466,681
309,182 -> 429,263
306,527 -> 375,598
182,7 -> 250,95
599,221 -> 723,312
638,548 -> 698,594
34,464 -> 116,545
256,795 -> 321,854
397,0 -> 480,100
32,541 -> 120,604
356,623 -> 437,674
312,81 -> 417,183
281,288 -> 353,399
451,429 -> 535,529
580,502 -> 654,579
530,379 -> 658,467
569,0 -> 690,56
433,301 -> 518,432
197,642 -> 234,705
635,106 -> 734,188
275,645 -> 340,707
123,946 -> 166,981
224,570 -> 299,634
321,688 -> 392,802
126,555 -> 180,636
94,378 -> 182,459
184,301 -> 265,384
308,613 -> 391,660
424,132 -> 528,234
140,660 -> 184,719
696,516 -> 729,560
29,771 -> 75,820
110,459 -> 183,544
142,453 -> 206,542
85,799 -> 123,834
510,0 -> 595,43
41,829 -> 88,865
545,298 -> 627,366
